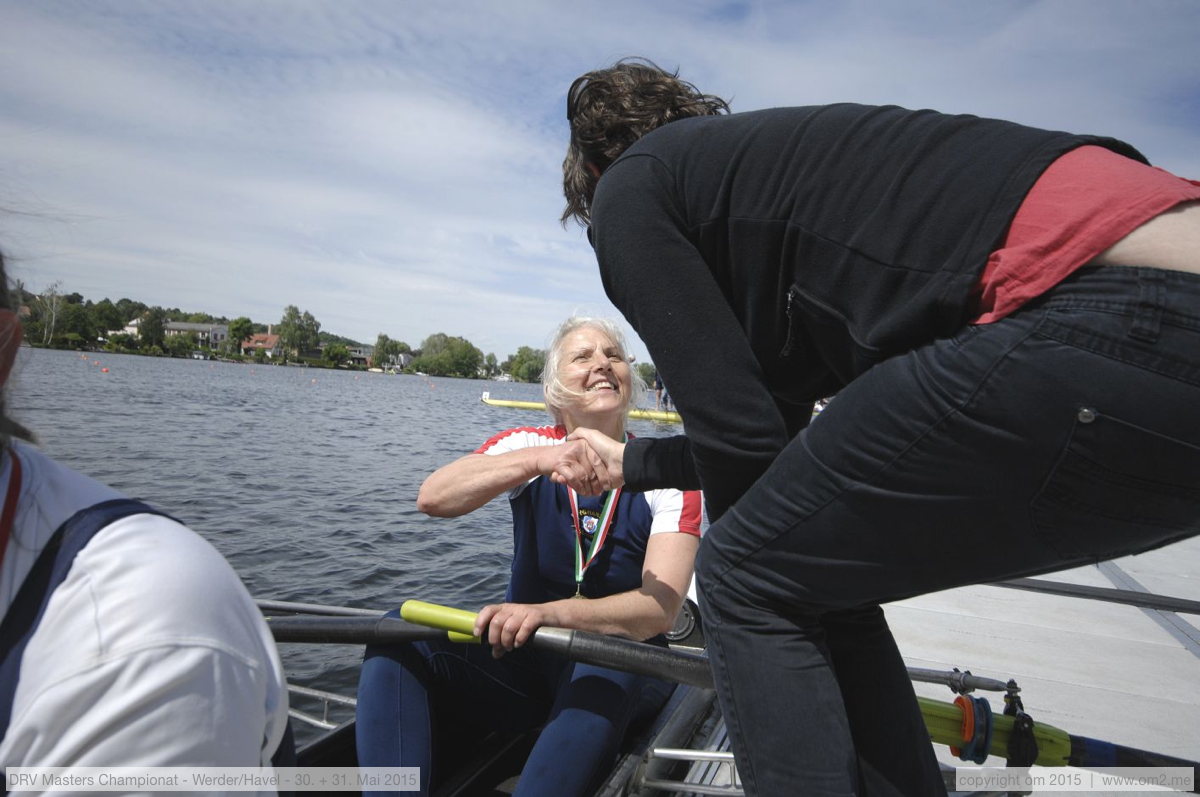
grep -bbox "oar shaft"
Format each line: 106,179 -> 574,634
398,600 -> 713,685
266,615 -> 444,644
258,598 -> 386,617
993,577 -> 1200,616
533,627 -> 714,689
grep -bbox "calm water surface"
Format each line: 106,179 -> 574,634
11,347 -> 675,739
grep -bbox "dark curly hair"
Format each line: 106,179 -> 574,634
561,58 -> 730,228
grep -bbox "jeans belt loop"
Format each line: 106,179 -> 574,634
1128,268 -> 1165,343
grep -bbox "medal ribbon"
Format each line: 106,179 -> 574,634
0,449 -> 22,573
568,485 -> 621,596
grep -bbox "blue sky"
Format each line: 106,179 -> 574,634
1,0 -> 1197,363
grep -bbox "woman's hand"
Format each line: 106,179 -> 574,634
554,427 -> 626,494
474,601 -> 564,658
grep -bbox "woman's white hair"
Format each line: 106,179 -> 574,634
541,316 -> 646,426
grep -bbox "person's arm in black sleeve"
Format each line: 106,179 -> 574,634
623,435 -> 701,491
591,153 -> 791,521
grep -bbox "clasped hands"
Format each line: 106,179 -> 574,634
546,427 -> 626,496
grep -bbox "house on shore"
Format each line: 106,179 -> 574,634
119,318 -> 229,350
242,333 -> 283,359
164,321 -> 229,349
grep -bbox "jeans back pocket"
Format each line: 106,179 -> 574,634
1032,408 -> 1200,562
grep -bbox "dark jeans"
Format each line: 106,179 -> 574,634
355,627 -> 673,797
696,267 -> 1200,796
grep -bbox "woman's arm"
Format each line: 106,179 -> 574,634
419,438 -> 609,517
473,530 -> 700,655
417,448 -> 556,517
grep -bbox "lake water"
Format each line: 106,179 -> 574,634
10,347 -> 677,741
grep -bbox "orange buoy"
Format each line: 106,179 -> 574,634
100,367 -> 109,373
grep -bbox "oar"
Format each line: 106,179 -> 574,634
921,696 -> 1200,779
265,603 -> 1200,775
398,600 -> 714,686
263,604 -> 713,688
397,601 -> 1200,776
266,609 -> 1009,698
257,598 -> 386,617
991,577 -> 1200,616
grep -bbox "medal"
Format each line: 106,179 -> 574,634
568,485 -> 620,600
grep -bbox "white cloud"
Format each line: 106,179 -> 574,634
1,0 -> 1196,364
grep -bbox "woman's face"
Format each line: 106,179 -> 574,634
556,326 -> 631,427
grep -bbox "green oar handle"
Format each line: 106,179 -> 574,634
400,600 -> 481,643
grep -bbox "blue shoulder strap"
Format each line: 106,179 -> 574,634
0,498 -> 170,738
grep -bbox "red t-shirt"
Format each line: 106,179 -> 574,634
972,146 -> 1200,324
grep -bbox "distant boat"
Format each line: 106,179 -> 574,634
480,391 -> 683,424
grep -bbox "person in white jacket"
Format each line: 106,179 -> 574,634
0,247 -> 290,791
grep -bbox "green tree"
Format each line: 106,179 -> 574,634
371,334 -> 411,368
139,307 -> 167,349
277,305 -> 303,355
411,333 -> 483,378
300,310 -> 321,352
502,346 -> 545,383
116,298 -> 147,323
323,343 -> 351,367
56,302 -> 97,345
636,363 -> 657,387
484,353 -> 498,378
227,317 -> 254,353
277,306 -> 322,357
36,281 -> 64,345
319,331 -> 363,347
165,332 -> 197,358
105,332 -> 139,352
92,299 -> 125,334
419,333 -> 450,357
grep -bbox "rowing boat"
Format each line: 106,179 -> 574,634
265,561 -> 1200,795
480,391 -> 683,424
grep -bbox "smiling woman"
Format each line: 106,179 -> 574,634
540,316 -> 646,441
356,315 -> 701,797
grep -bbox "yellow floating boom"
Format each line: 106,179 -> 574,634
480,392 -> 682,424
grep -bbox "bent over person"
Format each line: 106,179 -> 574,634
556,58 -> 1200,795
0,248 -> 290,784
355,316 -> 702,797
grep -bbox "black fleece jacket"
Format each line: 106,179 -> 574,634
588,103 -> 1143,521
